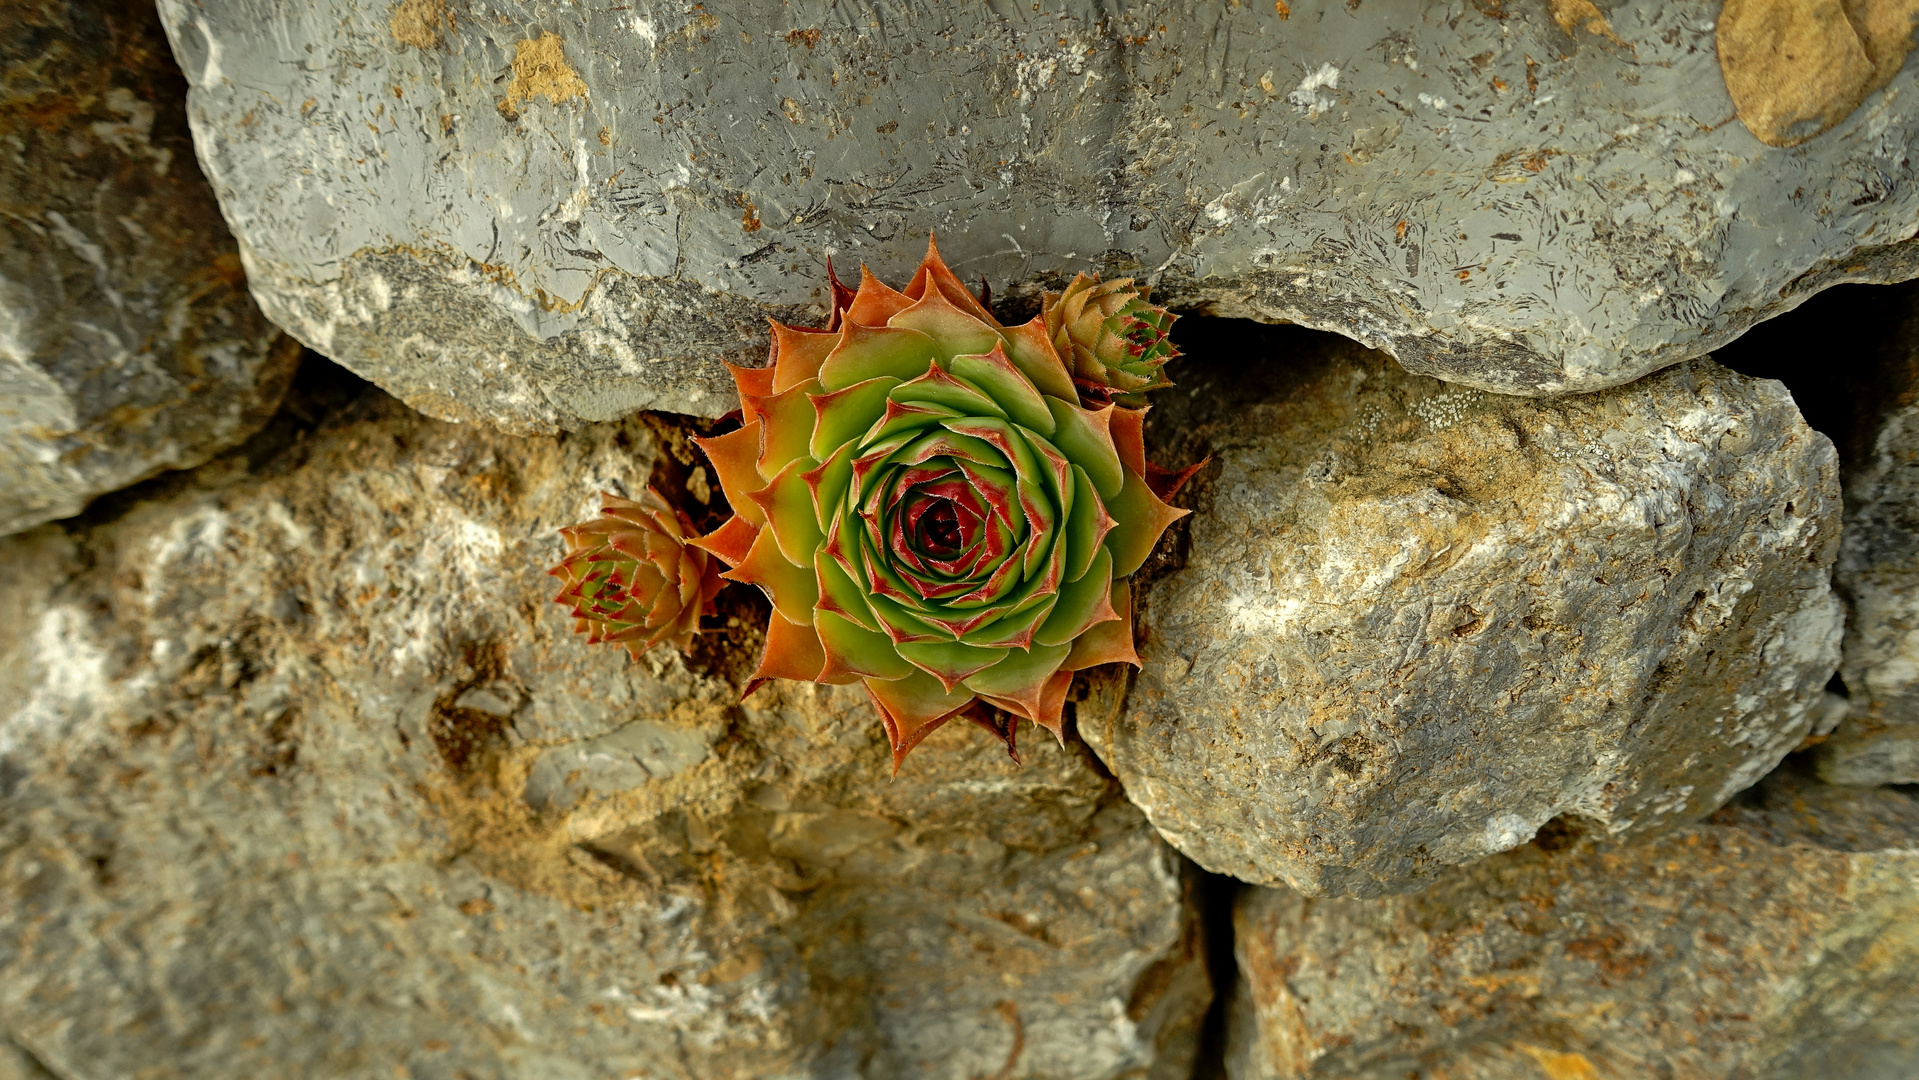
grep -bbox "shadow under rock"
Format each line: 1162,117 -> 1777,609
1711,278 -> 1919,469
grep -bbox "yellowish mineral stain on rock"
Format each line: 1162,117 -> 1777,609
388,0 -> 447,50
1548,0 -> 1626,46
1517,1044 -> 1602,1080
1718,0 -> 1919,147
506,31 -> 588,108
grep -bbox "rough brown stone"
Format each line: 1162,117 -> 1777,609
0,364 -> 1208,1079
1718,0 -> 1919,148
1226,765 -> 1919,1080
1082,325 -> 1843,897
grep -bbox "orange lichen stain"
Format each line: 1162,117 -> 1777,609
1395,219 -> 1409,241
1275,0 -> 1292,15
389,0 -> 449,49
784,28 -> 822,48
505,32 -> 588,110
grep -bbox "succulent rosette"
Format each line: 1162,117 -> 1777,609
1042,273 -> 1179,407
693,237 -> 1191,768
550,488 -> 725,658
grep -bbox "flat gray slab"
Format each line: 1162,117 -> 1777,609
1081,330 -> 1843,897
158,0 -> 1919,430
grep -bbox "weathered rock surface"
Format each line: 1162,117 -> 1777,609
1225,765 -> 1919,1080
157,0 -> 1919,431
1080,324 -> 1844,897
0,365 -> 1208,1079
0,0 -> 297,536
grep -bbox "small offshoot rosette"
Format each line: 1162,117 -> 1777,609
1042,272 -> 1179,408
549,488 -> 726,659
692,236 -> 1195,769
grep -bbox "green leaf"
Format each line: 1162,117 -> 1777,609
815,548 -> 879,631
753,456 -> 825,568
888,296 -> 1001,357
756,380 -> 822,483
949,347 -> 1054,435
816,610 -> 916,680
960,592 -> 1058,648
896,639 -> 1009,690
727,525 -> 821,627
962,640 -> 1071,700
1103,466 -> 1187,576
890,365 -> 1006,419
809,377 -> 898,461
818,324 -> 940,391
803,442 -> 856,535
1044,397 -> 1124,498
867,590 -> 951,643
1035,545 -> 1114,646
1061,464 -> 1106,582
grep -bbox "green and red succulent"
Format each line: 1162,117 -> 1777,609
1043,273 -> 1179,408
549,488 -> 725,659
687,237 -> 1194,768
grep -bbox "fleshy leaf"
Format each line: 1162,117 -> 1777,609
819,323 -> 940,391
891,364 -> 1006,419
963,641 -> 1070,710
728,363 -> 777,422
1103,466 -> 1190,576
1044,397 -> 1124,498
694,422 -> 768,527
771,322 -> 837,392
745,611 -> 829,697
1061,464 -> 1115,582
748,456 -> 826,567
896,639 -> 1008,692
724,525 -> 820,626
887,290 -> 1001,358
904,233 -> 1001,327
845,262 -> 915,327
810,377 -> 899,461
753,380 -> 822,482
1035,546 -> 1117,647
817,610 -> 917,682
1063,578 -> 1140,671
999,315 -> 1079,402
949,343 -> 1053,435
864,668 -> 976,771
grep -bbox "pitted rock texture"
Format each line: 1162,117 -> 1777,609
1079,325 -> 1844,897
0,0 -> 297,536
156,0 -> 1919,431
1818,283 -> 1919,785
1225,766 -> 1919,1080
0,365 -> 1208,1080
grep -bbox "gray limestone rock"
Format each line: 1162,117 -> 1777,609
156,0 -> 1919,431
1816,283 -> 1919,784
1079,327 -> 1844,897
0,0 -> 297,537
1225,766 -> 1919,1080
0,369 -> 1207,1080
